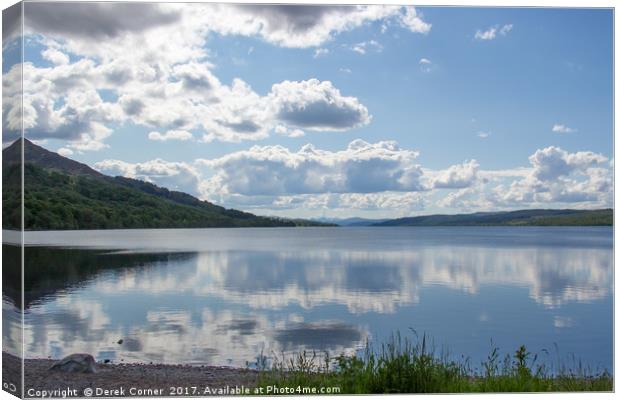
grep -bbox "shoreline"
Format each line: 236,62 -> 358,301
3,352 -> 259,397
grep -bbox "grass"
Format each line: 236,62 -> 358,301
255,332 -> 612,394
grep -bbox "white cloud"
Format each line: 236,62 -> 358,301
268,79 -> 371,132
418,57 -> 433,73
3,61 -> 124,150
552,123 -> 576,133
94,158 -> 202,196
351,40 -> 383,55
499,24 -> 513,35
172,62 -> 220,92
397,6 -> 432,34
436,184 -> 494,211
313,48 -> 329,58
529,146 -> 607,181
475,24 -> 512,40
57,147 -> 74,157
274,125 -> 305,138
67,122 -> 114,152
14,51 -> 369,148
431,160 -> 480,189
191,4 -> 430,48
83,142 -> 610,216
477,131 -> 490,138
11,4 -> 392,150
197,139 -> 425,199
475,27 -> 497,40
41,48 -> 70,65
148,130 -> 193,142
492,146 -> 611,206
339,68 -> 352,74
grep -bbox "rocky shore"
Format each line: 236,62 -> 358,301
3,352 -> 259,397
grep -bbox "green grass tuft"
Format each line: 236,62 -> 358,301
256,333 -> 612,394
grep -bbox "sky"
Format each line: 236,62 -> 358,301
2,3 -> 614,219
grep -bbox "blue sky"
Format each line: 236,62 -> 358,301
3,4 -> 614,218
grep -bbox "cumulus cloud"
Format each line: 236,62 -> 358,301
437,185 -> 494,211
552,123 -> 576,133
172,62 -> 219,92
11,3 -> 401,150
42,48 -> 70,65
200,4 -> 431,48
9,60 -> 122,150
2,59 -> 126,150
493,146 -> 611,206
529,146 -> 607,181
13,54 -> 368,148
275,125 -> 305,138
268,79 -> 371,131
197,139 -> 424,198
94,158 -> 202,196
82,141 -> 610,216
148,130 -> 193,142
397,6 -> 431,34
431,160 -> 480,189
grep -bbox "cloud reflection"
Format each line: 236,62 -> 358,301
4,230 -> 612,367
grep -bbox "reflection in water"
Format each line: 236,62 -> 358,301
2,227 -> 613,370
274,322 -> 363,351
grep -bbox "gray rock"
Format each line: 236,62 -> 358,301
50,354 -> 97,373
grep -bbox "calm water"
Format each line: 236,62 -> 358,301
2,227 -> 613,372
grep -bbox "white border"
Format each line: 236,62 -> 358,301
0,1 -> 615,400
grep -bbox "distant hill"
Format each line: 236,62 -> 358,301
312,217 -> 390,226
2,139 -> 331,230
374,209 -> 613,227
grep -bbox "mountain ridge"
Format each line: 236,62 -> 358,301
3,138 -> 104,177
373,208 -> 613,226
2,139 -> 331,230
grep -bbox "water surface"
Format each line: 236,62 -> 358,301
3,227 -> 613,372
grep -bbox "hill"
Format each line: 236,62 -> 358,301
3,137 -> 104,178
312,217 -> 390,226
374,209 -> 613,227
2,139 -> 331,230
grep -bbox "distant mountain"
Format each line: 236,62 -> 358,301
313,217 -> 390,226
3,138 -> 104,178
2,139 -> 331,230
374,209 -> 613,227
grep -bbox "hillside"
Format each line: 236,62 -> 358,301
2,139 -> 329,230
3,137 -> 104,178
312,217 -> 390,226
374,209 -> 613,227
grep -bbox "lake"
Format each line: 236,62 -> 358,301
2,227 -> 613,373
